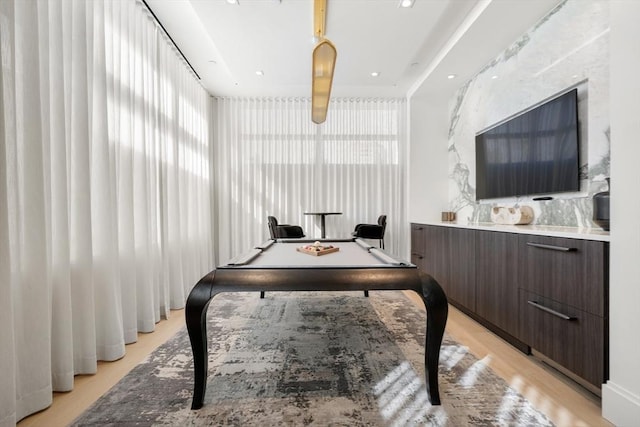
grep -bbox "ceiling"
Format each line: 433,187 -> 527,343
146,0 -> 562,100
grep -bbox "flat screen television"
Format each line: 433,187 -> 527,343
475,88 -> 580,200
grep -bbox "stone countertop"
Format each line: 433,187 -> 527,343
415,221 -> 610,242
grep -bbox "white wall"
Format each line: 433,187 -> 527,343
407,96 -> 449,224
602,0 -> 640,424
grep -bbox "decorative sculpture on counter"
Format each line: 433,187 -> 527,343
490,205 -> 534,225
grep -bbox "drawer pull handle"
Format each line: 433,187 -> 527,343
411,253 -> 423,259
527,300 -> 576,321
526,242 -> 577,252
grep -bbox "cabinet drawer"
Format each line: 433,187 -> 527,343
518,235 -> 606,316
519,289 -> 606,387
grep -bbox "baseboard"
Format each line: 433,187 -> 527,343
602,381 -> 640,425
531,349 -> 601,397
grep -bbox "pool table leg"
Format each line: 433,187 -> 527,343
417,272 -> 448,405
185,279 -> 215,410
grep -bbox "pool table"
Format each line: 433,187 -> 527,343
185,238 -> 448,410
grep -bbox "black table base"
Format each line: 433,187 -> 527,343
185,268 -> 448,409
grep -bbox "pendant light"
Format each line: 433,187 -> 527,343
311,0 -> 337,124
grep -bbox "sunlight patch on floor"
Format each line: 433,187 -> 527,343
458,354 -> 491,388
439,344 -> 468,369
508,375 -> 587,427
496,382 -> 519,423
374,362 -> 448,426
497,387 -> 532,424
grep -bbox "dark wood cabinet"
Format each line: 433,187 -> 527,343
475,230 -> 520,338
410,223 -> 427,268
447,228 -> 476,311
416,224 -> 448,289
416,224 -> 475,311
410,223 -> 609,390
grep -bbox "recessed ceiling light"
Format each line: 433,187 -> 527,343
447,74 -> 456,79
208,60 -> 217,64
491,75 -> 498,79
256,70 -> 264,76
226,0 -> 239,4
371,72 -> 380,77
398,0 -> 415,8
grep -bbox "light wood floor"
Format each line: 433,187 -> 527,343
18,294 -> 612,427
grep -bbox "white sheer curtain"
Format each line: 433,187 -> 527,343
0,0 -> 212,423
212,97 -> 407,264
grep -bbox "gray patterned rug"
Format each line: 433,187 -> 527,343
71,291 -> 553,426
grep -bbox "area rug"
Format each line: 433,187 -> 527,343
71,291 -> 553,426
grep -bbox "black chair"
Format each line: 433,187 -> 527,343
352,215 -> 387,249
267,216 -> 305,239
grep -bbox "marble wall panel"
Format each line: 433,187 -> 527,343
448,0 -> 610,227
